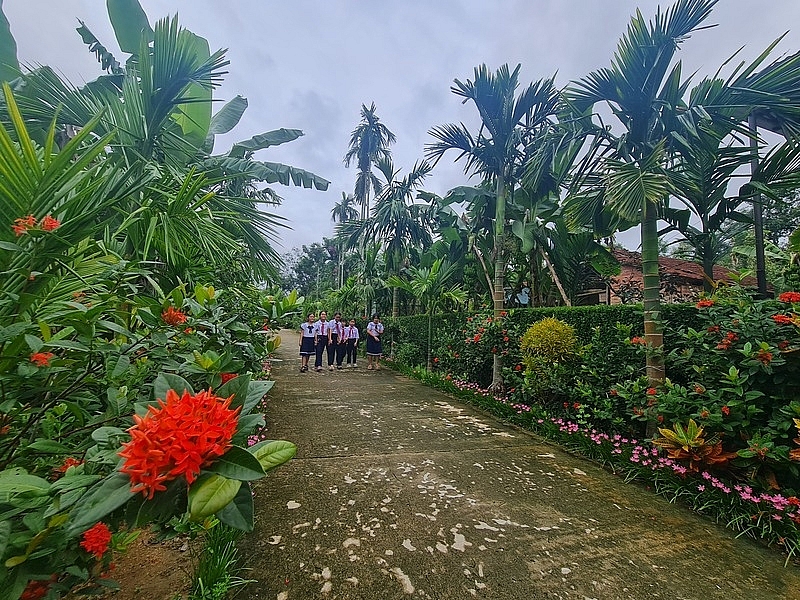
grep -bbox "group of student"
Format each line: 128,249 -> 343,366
298,311 -> 385,373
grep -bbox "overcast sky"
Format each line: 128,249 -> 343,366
6,1 -> 800,254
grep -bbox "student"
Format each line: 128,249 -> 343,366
298,313 -> 316,373
365,313 -> 384,370
343,318 -> 359,368
328,312 -> 346,370
314,310 -> 329,372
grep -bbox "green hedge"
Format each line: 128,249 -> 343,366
386,303 -> 701,369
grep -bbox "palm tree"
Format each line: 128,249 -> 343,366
427,64 -> 559,389
565,0 -> 718,387
387,259 -> 467,370
331,192 -> 358,288
367,158 -> 434,317
344,103 -> 396,220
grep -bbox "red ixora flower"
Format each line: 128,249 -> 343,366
12,214 -> 36,236
40,215 -> 61,232
57,457 -> 83,473
220,372 -> 238,384
706,325 -> 720,333
630,336 -> 646,345
80,522 -> 112,559
779,291 -> 800,303
30,352 -> 54,367
772,314 -> 794,325
609,389 -> 618,396
646,387 -> 658,396
161,306 -> 187,326
756,349 -> 773,365
721,405 -> 730,417
118,389 -> 240,499
696,299 -> 714,309
514,364 -> 522,371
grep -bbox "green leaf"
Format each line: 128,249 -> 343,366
217,373 -> 250,411
67,472 -> 133,536
0,520 -> 10,559
216,482 -> 253,532
173,31 -> 212,150
153,372 -> 193,402
209,95 -> 248,135
206,446 -> 265,481
106,0 -> 153,54
249,440 -> 296,472
0,0 -> 19,82
26,439 -> 71,453
244,379 -> 274,414
0,468 -> 50,501
233,413 -> 265,441
51,475 -> 101,493
229,128 -> 304,158
0,240 -> 20,251
188,473 -> 241,521
110,354 -> 131,378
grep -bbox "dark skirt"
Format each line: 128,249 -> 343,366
366,336 -> 382,356
299,336 -> 315,355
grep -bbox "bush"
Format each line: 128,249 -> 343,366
520,317 -> 577,364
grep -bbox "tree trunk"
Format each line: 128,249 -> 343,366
540,247 -> 571,306
426,312 -> 433,371
749,113 -> 769,298
642,199 -> 665,387
392,285 -> 399,318
490,177 -> 507,391
702,237 -> 714,294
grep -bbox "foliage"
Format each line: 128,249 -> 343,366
189,522 -> 253,600
520,317 -> 577,364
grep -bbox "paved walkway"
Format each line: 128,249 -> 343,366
239,331 -> 800,600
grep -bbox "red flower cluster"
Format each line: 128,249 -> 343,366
779,291 -> 800,303
514,364 -> 522,371
779,340 -> 791,351
220,372 -> 238,384
721,405 -> 730,417
696,299 -> 714,308
80,522 -> 112,559
706,325 -> 720,333
756,349 -> 773,365
630,336 -> 646,345
161,306 -> 187,326
119,389 -> 240,498
646,387 -> 658,396
609,389 -> 618,396
12,214 -> 36,236
30,352 -> 54,367
772,314 -> 794,325
12,214 -> 61,236
57,457 -> 83,473
473,334 -> 481,343
20,576 -> 57,600
715,331 -> 739,351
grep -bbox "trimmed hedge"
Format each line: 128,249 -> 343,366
385,303 -> 702,369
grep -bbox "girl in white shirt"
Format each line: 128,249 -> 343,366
298,313 -> 316,372
365,313 -> 384,370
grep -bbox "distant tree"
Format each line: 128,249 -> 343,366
344,103 -> 396,220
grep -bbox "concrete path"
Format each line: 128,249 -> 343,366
240,331 -> 800,600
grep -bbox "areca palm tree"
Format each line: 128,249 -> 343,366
427,64 -> 560,389
565,0 -> 718,386
367,158 -> 434,317
344,103 -> 396,220
331,192 -> 358,288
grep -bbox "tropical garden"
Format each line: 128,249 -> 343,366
4,0 -> 800,597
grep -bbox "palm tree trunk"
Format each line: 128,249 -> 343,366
392,285 -> 400,318
642,199 -> 665,387
426,312 -> 433,370
702,237 -> 714,294
490,177 -> 507,391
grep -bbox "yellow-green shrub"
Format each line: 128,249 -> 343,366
520,317 -> 577,366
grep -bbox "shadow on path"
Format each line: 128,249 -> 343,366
240,331 -> 800,599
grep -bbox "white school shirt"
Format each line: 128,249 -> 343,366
344,325 -> 359,340
330,319 -> 344,338
300,322 -> 315,337
314,320 -> 329,338
366,321 -> 384,338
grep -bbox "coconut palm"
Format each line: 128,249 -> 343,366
427,64 -> 560,389
344,103 -> 396,220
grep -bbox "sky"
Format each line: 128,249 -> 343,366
6,0 -> 800,255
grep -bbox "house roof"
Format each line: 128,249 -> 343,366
610,248 -> 763,288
